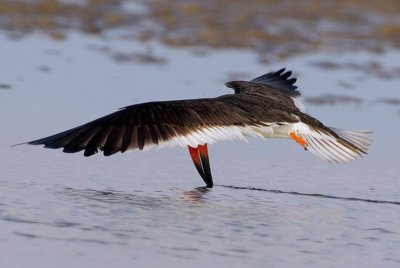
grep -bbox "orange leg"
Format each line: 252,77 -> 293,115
188,143 -> 213,188
188,145 -> 206,181
289,131 -> 307,150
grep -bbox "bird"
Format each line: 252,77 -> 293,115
20,68 -> 371,188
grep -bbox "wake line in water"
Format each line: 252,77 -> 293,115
216,184 -> 400,206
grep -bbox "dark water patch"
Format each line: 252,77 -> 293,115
217,185 -> 400,206
171,247 -> 201,252
37,66 -> 51,73
365,227 -> 397,234
78,225 -> 110,233
228,248 -> 251,254
297,238 -> 311,241
1,216 -> 41,225
310,61 -> 341,70
0,84 -> 11,90
169,253 -> 195,260
311,60 -> 400,80
254,232 -> 269,238
86,43 -> 168,65
305,94 -> 363,106
52,220 -> 80,228
71,238 -> 126,246
86,44 -> 112,53
21,232 -> 128,245
209,250 -> 233,257
347,242 -> 363,247
298,249 -> 317,254
14,231 -> 38,239
384,257 -> 400,264
2,215 -> 81,230
26,236 -> 128,246
111,51 -> 167,65
337,80 -> 355,90
297,238 -> 323,244
43,48 -> 61,56
375,98 -> 400,106
364,236 -> 379,241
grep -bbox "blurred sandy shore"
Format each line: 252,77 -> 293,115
1,0 -> 400,60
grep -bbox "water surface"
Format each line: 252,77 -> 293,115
1,9 -> 400,268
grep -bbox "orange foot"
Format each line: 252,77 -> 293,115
289,131 -> 307,150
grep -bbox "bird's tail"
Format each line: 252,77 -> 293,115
291,123 -> 372,163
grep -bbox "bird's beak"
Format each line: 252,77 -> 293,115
225,82 -> 233,88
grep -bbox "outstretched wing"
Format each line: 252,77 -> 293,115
250,68 -> 299,96
25,98 -> 262,156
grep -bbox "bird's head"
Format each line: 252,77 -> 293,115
225,81 -> 252,94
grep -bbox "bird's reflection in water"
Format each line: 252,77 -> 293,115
62,187 -> 169,209
61,184 -> 211,208
182,186 -> 211,203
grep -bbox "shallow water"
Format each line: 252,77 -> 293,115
1,30 -> 400,268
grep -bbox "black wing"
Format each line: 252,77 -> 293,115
25,98 -> 259,157
250,68 -> 299,96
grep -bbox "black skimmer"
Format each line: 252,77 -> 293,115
22,69 -> 371,188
